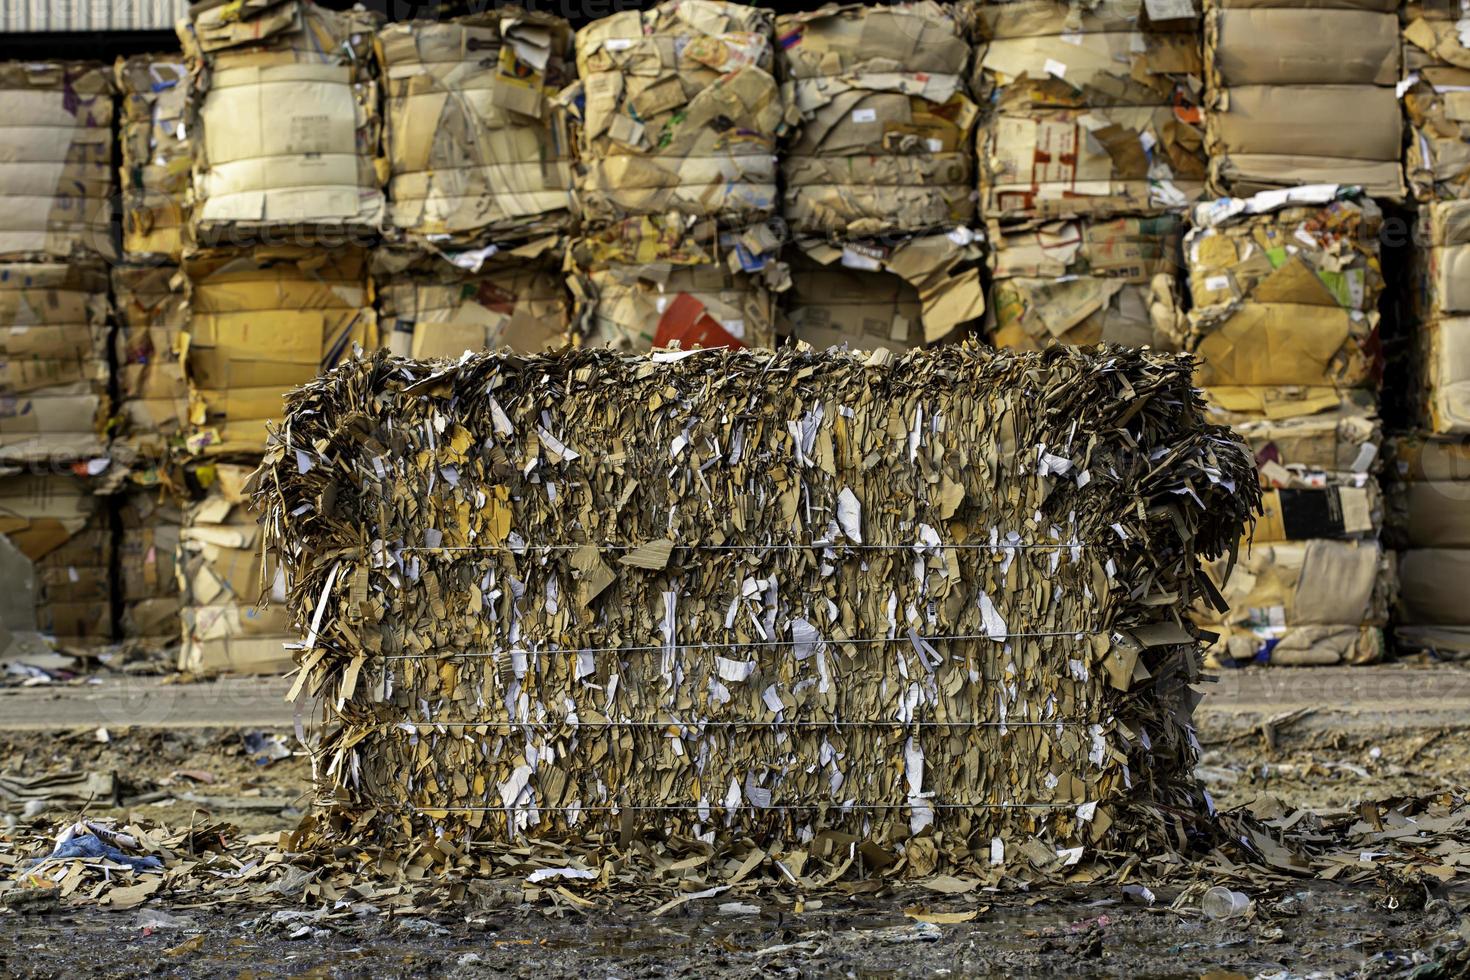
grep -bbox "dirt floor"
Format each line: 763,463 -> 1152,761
2,665 -> 1469,977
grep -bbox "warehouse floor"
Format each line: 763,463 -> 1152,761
2,664 -> 1469,976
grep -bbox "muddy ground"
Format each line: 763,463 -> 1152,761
2,670 -> 1470,978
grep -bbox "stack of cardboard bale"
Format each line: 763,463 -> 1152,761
567,0 -> 789,350
1186,188 -> 1392,666
0,62 -> 117,660
777,2 -> 984,349
1202,0 -> 1404,199
1386,199 -> 1470,656
376,9 -> 574,354
173,0 -> 385,674
973,0 -> 1204,353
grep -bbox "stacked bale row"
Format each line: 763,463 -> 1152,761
1185,189 -> 1391,666
974,0 -> 1204,355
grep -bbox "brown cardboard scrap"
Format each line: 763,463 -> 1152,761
0,61 -> 116,262
253,343 -> 1258,873
115,54 -> 190,262
777,3 -> 977,237
379,11 -> 576,248
178,0 -> 385,240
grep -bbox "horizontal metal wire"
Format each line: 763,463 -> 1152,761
373,719 -> 1091,730
399,802 -> 1086,813
396,541 -> 1099,554
381,629 -> 1102,662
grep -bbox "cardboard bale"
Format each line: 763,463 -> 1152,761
783,231 -> 985,349
1207,390 -> 1382,484
0,473 -> 113,649
1252,483 -> 1381,542
0,62 -> 116,262
379,11 -> 575,248
181,247 -> 377,458
254,344 -> 1257,870
112,265 -> 189,474
178,464 -> 292,676
1203,0 -> 1405,198
118,489 -> 182,649
374,240 -> 570,357
1402,4 -> 1470,202
1386,437 -> 1470,655
986,215 -> 1184,352
178,0 -> 385,242
776,3 -> 976,238
1197,539 -> 1391,666
115,54 -> 190,262
569,1 -> 790,232
969,0 -> 1205,221
570,216 -> 781,350
1409,203 -> 1470,434
1185,188 -> 1383,393
0,260 -> 111,467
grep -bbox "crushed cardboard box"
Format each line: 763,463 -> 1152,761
375,239 -> 569,357
987,215 -> 1184,351
969,0 -> 1205,220
1410,201 -> 1470,434
181,246 -> 378,458
118,489 -> 182,652
253,343 -> 1257,870
0,61 -> 116,262
178,463 -> 292,677
568,0 -> 791,231
178,0 -> 385,241
0,260 -> 111,467
784,231 -> 985,348
1402,3 -> 1470,202
379,11 -> 576,248
1203,0 -> 1405,198
112,265 -> 190,477
777,2 -> 976,237
115,54 -> 190,262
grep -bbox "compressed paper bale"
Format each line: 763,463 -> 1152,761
177,465 -> 292,676
986,216 -> 1184,352
118,490 -> 183,648
0,61 -> 116,262
1252,484 -> 1381,543
783,233 -> 985,349
570,1 -> 789,231
374,242 -> 569,357
181,247 -> 378,458
178,0 -> 385,242
1202,0 -> 1405,198
0,473 -> 113,648
379,11 -> 576,247
776,2 -> 977,237
967,0 -> 1205,220
255,344 -> 1258,870
1205,390 -> 1382,486
112,265 -> 190,474
115,54 -> 190,262
0,260 -> 111,467
1184,189 -> 1383,392
1195,538 -> 1391,666
1402,6 -> 1470,202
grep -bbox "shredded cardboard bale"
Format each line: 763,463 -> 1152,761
1196,540 -> 1391,667
783,232 -> 985,348
568,1 -> 791,231
112,265 -> 190,479
1185,187 -> 1383,394
0,473 -> 113,651
0,260 -> 111,467
570,217 -> 780,350
1401,4 -> 1470,202
178,463 -> 292,677
0,61 -> 115,262
967,0 -> 1205,220
115,54 -> 190,262
379,11 -> 575,248
374,240 -> 569,357
986,216 -> 1185,352
775,3 -> 976,238
118,489 -> 183,658
253,343 -> 1257,874
1202,0 -> 1405,199
181,247 -> 378,458
177,0 -> 385,242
